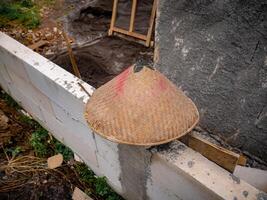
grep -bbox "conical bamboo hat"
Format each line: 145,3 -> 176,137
85,65 -> 199,145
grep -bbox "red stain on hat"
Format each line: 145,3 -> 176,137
115,67 -> 131,95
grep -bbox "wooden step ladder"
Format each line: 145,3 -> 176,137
108,0 -> 157,47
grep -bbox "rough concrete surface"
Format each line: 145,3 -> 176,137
155,0 -> 267,162
118,144 -> 152,200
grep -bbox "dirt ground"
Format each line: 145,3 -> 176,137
52,0 -> 154,88
0,92 -> 79,200
0,89 -> 122,200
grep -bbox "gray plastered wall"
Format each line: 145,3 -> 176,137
155,0 -> 267,162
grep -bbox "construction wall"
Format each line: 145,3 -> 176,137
155,0 -> 267,162
0,32 -> 263,200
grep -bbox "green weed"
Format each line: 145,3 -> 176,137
6,146 -> 22,158
53,140 -> 73,161
75,163 -> 122,200
18,110 -> 73,160
29,123 -> 73,160
19,115 -> 37,127
0,91 -> 20,109
0,89 -> 119,199
29,127 -> 49,157
0,0 -> 40,28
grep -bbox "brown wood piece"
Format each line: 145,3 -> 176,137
129,0 -> 137,32
145,0 -> 157,47
108,0 -> 118,36
109,0 -> 156,47
113,31 -> 153,46
28,40 -> 48,50
237,155 -> 247,166
184,132 -> 244,172
113,27 -> 147,40
62,31 -> 81,79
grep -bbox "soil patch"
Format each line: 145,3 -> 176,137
0,91 -> 122,200
52,36 -> 153,88
54,0 -> 154,88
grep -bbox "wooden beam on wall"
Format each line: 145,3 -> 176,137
181,132 -> 246,172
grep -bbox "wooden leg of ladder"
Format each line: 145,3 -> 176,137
129,0 -> 137,32
145,0 -> 157,47
109,0 -> 119,36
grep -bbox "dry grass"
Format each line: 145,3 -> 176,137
0,153 -> 73,193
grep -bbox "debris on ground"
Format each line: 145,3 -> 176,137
73,187 -> 93,200
47,153 -> 63,169
0,89 -> 122,200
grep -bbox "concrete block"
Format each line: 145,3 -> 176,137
25,63 -> 91,125
7,85 -> 45,123
147,155 -> 216,200
234,166 -> 267,192
6,72 -> 54,116
150,140 -> 262,200
0,48 -> 30,80
94,134 -> 123,193
0,59 -> 12,83
0,59 -> 13,92
40,103 -> 99,173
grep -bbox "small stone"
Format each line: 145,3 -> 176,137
0,110 -> 9,130
47,154 -> 63,169
53,27 -> 57,33
45,49 -> 54,56
45,33 -> 53,40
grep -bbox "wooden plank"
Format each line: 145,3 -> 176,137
129,0 -> 137,32
237,154 -> 247,166
184,132 -> 245,172
113,27 -> 147,40
62,31 -> 81,79
108,0 -> 156,47
28,40 -> 48,50
145,0 -> 157,47
108,0 -> 119,36
113,31 -> 154,46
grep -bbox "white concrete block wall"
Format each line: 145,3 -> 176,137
0,32 -> 265,200
0,32 -> 123,194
